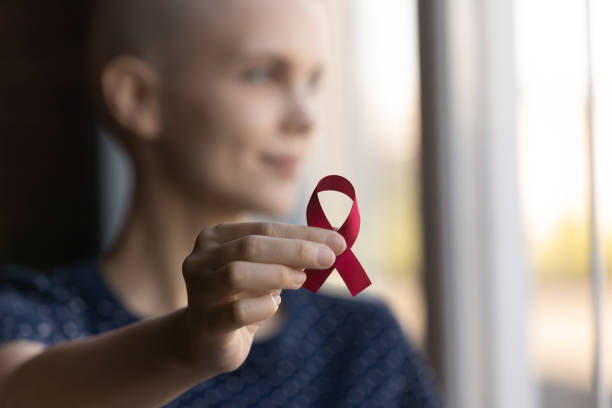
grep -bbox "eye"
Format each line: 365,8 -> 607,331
243,67 -> 273,83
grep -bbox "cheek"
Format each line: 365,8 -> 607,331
199,92 -> 301,214
161,82 -> 293,210
202,88 -> 281,177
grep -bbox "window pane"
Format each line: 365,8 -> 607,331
515,0 -> 611,405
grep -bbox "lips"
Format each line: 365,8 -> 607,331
261,153 -> 300,177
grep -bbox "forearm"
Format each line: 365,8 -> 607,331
1,308 -> 212,408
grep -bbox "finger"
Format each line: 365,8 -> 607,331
226,289 -> 283,300
209,235 -> 337,270
185,257 -> 301,300
235,289 -> 282,301
207,222 -> 346,254
211,262 -> 306,295
228,288 -> 283,299
207,294 -> 282,332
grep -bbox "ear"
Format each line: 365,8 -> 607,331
100,56 -> 162,140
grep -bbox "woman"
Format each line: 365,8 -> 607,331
0,0 -> 441,406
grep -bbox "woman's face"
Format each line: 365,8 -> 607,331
156,0 -> 328,216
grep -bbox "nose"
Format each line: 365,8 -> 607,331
280,89 -> 316,136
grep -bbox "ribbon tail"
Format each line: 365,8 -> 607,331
302,266 -> 335,293
335,250 -> 371,296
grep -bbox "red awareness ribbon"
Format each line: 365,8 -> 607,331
303,175 -> 371,296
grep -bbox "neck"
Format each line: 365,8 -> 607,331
101,162 -> 245,319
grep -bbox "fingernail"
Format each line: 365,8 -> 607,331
317,246 -> 336,267
293,271 -> 307,287
326,234 -> 346,254
273,295 -> 282,306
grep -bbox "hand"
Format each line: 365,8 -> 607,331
177,222 -> 347,374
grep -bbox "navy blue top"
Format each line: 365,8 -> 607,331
0,259 -> 442,407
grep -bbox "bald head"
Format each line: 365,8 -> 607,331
87,0 -> 221,135
88,0 -> 324,78
89,0 -> 204,75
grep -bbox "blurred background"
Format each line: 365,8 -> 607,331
1,1 -> 610,408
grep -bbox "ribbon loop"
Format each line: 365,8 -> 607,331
303,175 -> 371,296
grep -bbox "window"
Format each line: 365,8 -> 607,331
516,0 -> 612,406
418,0 -> 610,407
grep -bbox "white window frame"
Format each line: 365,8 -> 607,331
418,1 -> 536,407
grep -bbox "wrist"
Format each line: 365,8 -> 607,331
166,308 -> 217,380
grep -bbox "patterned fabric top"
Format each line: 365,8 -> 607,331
0,259 -> 442,407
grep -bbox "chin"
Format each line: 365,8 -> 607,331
256,197 -> 295,217
232,174 -> 300,216
247,188 -> 296,217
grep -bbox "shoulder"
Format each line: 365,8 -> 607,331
0,260 -> 94,345
0,262 -> 84,306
